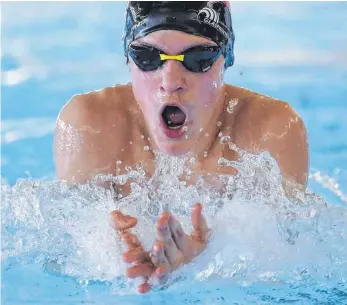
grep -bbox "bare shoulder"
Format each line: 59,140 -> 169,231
55,84 -> 135,155
54,84 -> 137,183
223,85 -> 309,185
224,85 -> 306,143
226,85 -> 298,118
57,84 -> 133,128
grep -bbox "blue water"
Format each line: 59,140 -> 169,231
2,2 -> 347,304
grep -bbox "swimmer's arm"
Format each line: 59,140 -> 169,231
257,102 -> 309,189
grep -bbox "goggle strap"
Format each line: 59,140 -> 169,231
160,54 -> 185,62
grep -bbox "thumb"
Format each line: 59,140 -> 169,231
191,203 -> 209,242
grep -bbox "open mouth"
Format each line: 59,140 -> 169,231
161,105 -> 187,129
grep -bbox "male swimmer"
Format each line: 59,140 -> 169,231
54,2 -> 309,293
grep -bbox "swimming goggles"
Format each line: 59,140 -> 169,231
128,44 -> 222,73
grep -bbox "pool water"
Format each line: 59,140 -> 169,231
1,2 -> 347,304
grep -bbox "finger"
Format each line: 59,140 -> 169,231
191,203 -> 209,242
138,282 -> 151,294
149,242 -> 171,285
120,231 -> 142,249
150,242 -> 169,267
123,247 -> 149,264
156,213 -> 183,265
127,263 -> 153,278
110,210 -> 137,231
168,215 -> 191,254
151,265 -> 170,286
154,265 -> 168,278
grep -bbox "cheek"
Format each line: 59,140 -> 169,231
211,58 -> 225,89
131,66 -> 148,91
192,75 -> 223,108
130,64 -> 158,105
198,61 -> 224,105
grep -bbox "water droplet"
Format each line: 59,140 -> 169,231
218,132 -> 223,137
144,145 -> 149,151
205,133 -> 209,137
121,149 -> 125,152
185,135 -> 188,139
220,136 -> 231,144
190,157 -> 196,164
199,128 -> 204,132
118,175 -> 127,185
218,157 -> 227,166
182,126 -> 188,132
168,121 -> 171,124
203,151 -> 208,158
116,160 -> 122,165
217,121 -> 222,127
129,141 -> 133,145
141,135 -> 145,139
227,99 -> 238,113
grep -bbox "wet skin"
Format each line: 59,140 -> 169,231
54,30 -> 309,293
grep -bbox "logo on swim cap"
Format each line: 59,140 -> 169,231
124,1 -> 235,68
197,7 -> 220,25
196,3 -> 228,39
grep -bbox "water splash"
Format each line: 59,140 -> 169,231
1,147 -> 347,296
227,98 -> 238,113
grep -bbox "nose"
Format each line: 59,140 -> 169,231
160,60 -> 186,94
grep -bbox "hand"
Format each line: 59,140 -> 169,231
110,203 -> 210,293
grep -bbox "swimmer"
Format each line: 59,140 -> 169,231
54,1 -> 309,293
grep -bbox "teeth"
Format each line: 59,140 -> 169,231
168,125 -> 182,130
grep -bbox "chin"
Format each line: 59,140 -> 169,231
155,139 -> 190,157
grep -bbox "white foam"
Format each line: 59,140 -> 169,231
1,148 -> 347,292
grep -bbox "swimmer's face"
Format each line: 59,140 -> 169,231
129,30 -> 225,156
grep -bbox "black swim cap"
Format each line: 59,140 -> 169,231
123,1 -> 235,69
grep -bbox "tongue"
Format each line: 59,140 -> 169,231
163,107 -> 186,125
